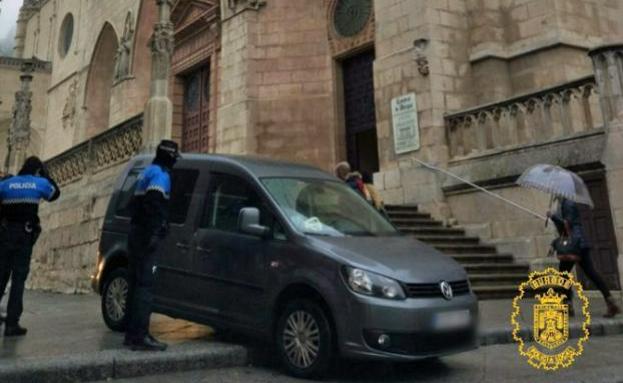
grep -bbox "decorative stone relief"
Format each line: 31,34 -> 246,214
62,78 -> 78,129
222,0 -> 266,20
150,21 -> 175,81
114,11 -> 135,82
47,116 -> 143,185
326,0 -> 375,58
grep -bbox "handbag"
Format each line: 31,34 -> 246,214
551,220 -> 582,262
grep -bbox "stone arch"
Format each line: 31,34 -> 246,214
84,23 -> 119,138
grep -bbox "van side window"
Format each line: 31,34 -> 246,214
115,168 -> 141,217
169,168 -> 200,224
201,174 -> 277,234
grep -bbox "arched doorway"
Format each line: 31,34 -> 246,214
85,23 -> 118,138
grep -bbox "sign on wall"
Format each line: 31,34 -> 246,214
391,93 -> 420,154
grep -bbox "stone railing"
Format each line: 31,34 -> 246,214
445,76 -> 603,159
0,56 -> 51,72
47,115 -> 143,185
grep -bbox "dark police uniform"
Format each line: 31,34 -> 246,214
0,172 -> 60,331
125,159 -> 172,350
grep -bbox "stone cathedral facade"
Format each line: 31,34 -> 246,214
1,0 -> 623,294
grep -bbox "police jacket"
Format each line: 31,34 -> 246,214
0,174 -> 61,223
131,163 -> 171,236
551,198 -> 590,249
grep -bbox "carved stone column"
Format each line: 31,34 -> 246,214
13,1 -> 39,58
5,61 -> 34,175
142,0 -> 175,151
589,44 -> 623,294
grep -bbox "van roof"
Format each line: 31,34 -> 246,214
134,153 -> 335,180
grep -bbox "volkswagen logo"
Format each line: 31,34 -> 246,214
440,281 -> 453,300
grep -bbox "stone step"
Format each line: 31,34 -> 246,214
389,213 -> 433,221
447,253 -> 515,264
414,235 -> 480,245
468,273 -> 529,287
392,219 -> 444,227
464,263 -> 530,274
472,285 -> 520,300
434,244 -> 497,254
403,227 -> 466,236
387,212 -> 432,220
385,205 -> 419,212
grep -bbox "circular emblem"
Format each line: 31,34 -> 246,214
333,0 -> 373,38
511,268 -> 591,371
440,281 -> 453,300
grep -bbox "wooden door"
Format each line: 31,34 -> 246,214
182,65 -> 210,153
342,50 -> 379,175
577,170 -> 621,290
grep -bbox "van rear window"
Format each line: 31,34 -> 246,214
115,167 -> 199,223
169,169 -> 199,224
115,169 -> 141,218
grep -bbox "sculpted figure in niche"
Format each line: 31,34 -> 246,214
62,79 -> 78,129
114,12 -> 135,82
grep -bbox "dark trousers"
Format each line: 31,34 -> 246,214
559,248 -> 611,301
125,226 -> 160,341
0,223 -> 35,326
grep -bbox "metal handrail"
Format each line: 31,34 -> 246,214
413,158 -> 547,221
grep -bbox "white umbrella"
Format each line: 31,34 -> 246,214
517,164 -> 594,208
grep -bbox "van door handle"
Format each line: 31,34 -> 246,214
197,246 -> 212,254
176,242 -> 190,250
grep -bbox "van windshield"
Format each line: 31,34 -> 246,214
262,177 -> 398,237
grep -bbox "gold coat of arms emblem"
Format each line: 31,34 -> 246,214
511,268 -> 591,371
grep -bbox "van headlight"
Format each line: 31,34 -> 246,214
344,267 -> 406,300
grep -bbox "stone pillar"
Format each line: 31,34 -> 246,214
142,0 -> 175,151
5,61 -> 34,175
589,44 -> 623,293
13,1 -> 38,58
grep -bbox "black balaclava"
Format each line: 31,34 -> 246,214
19,156 -> 44,176
153,140 -> 180,170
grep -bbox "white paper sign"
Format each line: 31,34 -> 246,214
391,93 -> 420,154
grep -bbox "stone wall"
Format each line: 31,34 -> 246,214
29,164 -> 123,293
18,0 -> 152,159
29,116 -> 142,292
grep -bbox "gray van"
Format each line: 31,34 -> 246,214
91,154 -> 478,378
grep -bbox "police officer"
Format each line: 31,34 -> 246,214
0,172 -> 12,324
0,157 -> 60,336
124,140 -> 180,351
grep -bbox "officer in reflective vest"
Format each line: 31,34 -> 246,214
124,140 -> 180,351
0,157 -> 60,336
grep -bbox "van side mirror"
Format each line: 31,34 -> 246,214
239,207 -> 270,237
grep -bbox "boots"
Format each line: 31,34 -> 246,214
5,324 -> 27,337
605,296 -> 621,318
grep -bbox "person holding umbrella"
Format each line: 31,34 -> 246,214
518,164 -> 621,318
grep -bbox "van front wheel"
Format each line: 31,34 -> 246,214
101,268 -> 129,332
275,299 -> 334,379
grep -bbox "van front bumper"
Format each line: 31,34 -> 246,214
337,292 -> 479,361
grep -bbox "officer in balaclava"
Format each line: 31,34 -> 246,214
124,140 -> 180,351
0,157 -> 60,336
0,171 -> 13,324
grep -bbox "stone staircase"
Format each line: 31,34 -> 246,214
386,205 -> 529,300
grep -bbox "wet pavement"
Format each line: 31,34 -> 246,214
100,334 -> 623,383
0,291 -> 214,360
0,290 -> 621,382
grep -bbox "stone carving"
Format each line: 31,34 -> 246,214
6,63 -> 34,174
114,11 -> 135,82
62,78 -> 78,129
445,77 -> 601,158
589,45 -> 623,124
47,115 -> 143,185
150,21 -> 174,80
227,0 -> 266,11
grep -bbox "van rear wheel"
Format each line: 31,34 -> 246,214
275,299 -> 333,379
101,268 -> 129,332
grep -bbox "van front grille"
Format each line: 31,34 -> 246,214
404,280 -> 470,298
